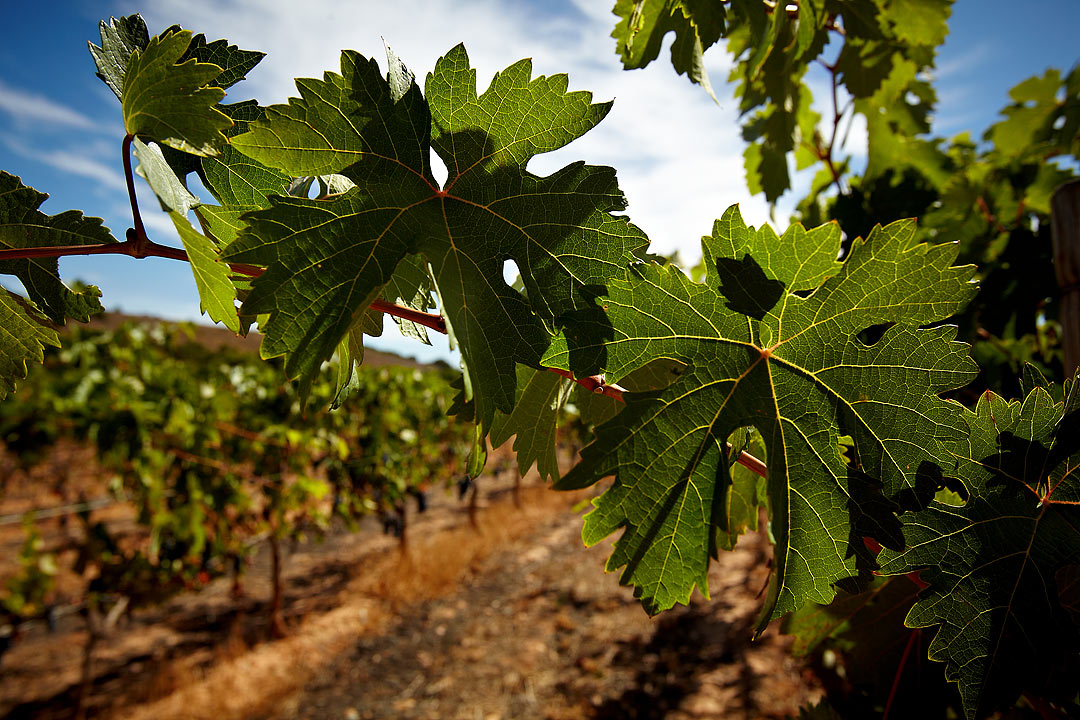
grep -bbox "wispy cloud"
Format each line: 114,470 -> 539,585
3,134 -> 127,192
0,79 -> 101,131
933,43 -> 992,83
39,149 -> 127,191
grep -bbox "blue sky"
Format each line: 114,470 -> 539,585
1,0 -> 1077,364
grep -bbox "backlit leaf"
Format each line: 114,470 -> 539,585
0,172 -> 110,324
88,14 -> 149,100
223,44 -> 647,426
122,29 -> 232,156
878,378 -> 1080,718
0,289 -> 60,399
546,206 -> 977,623
169,212 -> 239,332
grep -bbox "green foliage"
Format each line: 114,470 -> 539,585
609,0 -> 954,203
223,44 -> 648,428
1,320 -> 473,619
1,8 -> 1079,716
87,14 -> 150,100
803,62 -> 1080,401
878,374 -> 1080,718
1,523 -> 57,621
0,172 -> 110,328
169,212 -> 240,331
548,205 -> 977,625
121,28 -> 232,156
0,290 -> 61,400
489,364 -> 573,483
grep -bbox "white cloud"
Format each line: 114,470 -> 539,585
932,42 -> 992,83
3,134 -> 127,192
37,149 -> 128,192
0,79 -> 101,131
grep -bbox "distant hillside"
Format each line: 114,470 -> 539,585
79,313 -> 430,370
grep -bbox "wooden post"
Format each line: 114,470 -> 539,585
1052,180 -> 1080,379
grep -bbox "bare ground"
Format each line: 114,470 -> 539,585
2,468 -> 821,720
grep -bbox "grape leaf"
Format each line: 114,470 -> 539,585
88,14 -> 149,100
611,0 -> 726,101
133,138 -> 200,215
878,378 -> 1080,718
490,365 -> 574,483
330,306 -> 384,409
0,172 -> 110,324
122,29 -> 231,156
715,428 -> 767,552
988,69 -> 1066,158
880,0 -> 952,47
201,101 -> 289,210
169,212 -> 239,332
222,44 -> 647,425
545,206 -> 977,624
179,32 -> 265,90
194,205 -> 245,246
380,253 -> 434,345
0,289 -> 60,399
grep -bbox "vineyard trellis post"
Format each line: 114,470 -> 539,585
1052,179 -> 1080,376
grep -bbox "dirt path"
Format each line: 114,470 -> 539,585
263,501 -> 821,720
2,477 -> 821,720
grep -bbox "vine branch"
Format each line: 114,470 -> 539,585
546,368 -> 769,479
3,132 -> 761,477
815,59 -> 848,197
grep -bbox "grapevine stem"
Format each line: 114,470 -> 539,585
3,134 -> 766,480
546,368 -> 769,479
224,263 -> 447,334
122,134 -> 149,254
821,61 -> 848,197
883,629 -> 919,720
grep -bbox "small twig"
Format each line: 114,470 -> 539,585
122,134 -> 148,251
819,59 -> 848,197
883,629 -> 919,720
976,196 -> 1008,234
0,497 -> 115,526
370,298 -> 447,334
224,264 -> 446,333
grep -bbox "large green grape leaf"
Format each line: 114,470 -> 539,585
0,172 -> 110,324
121,28 -> 231,156
545,206 -> 977,624
223,45 -> 647,425
878,377 -> 1080,719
